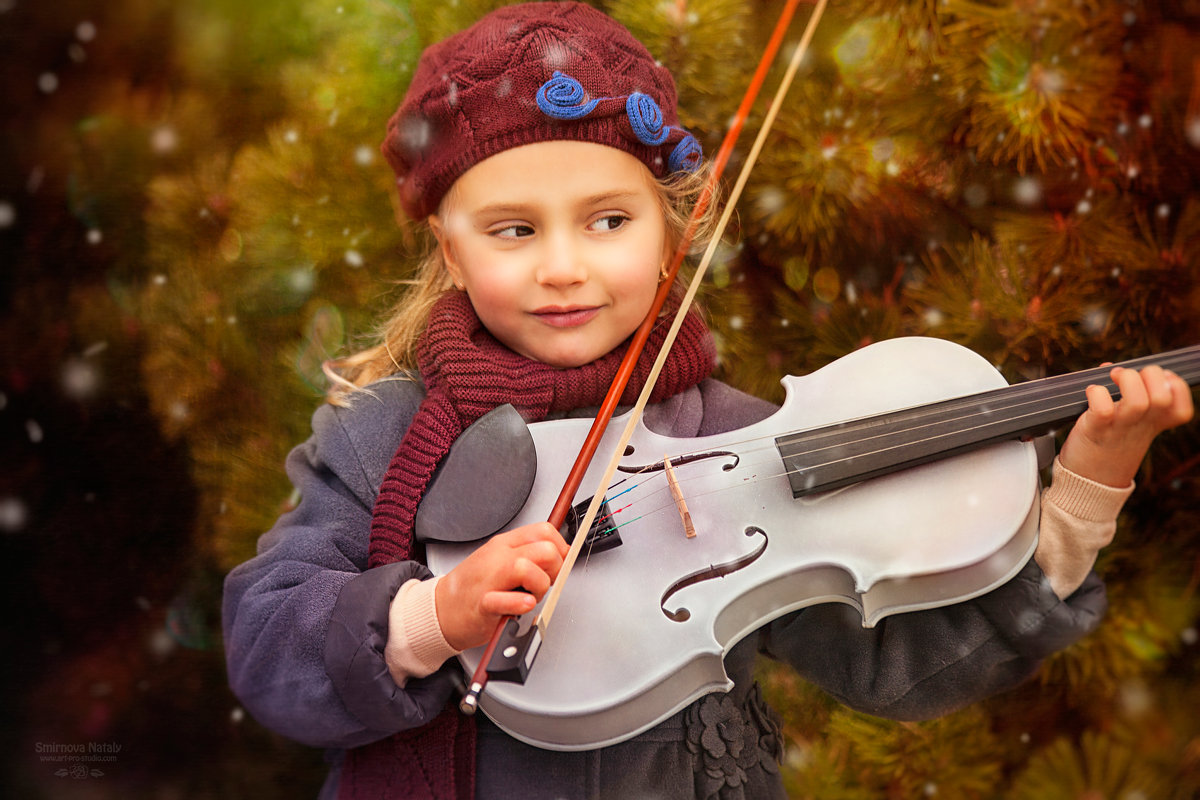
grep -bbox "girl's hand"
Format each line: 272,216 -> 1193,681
1059,365 -> 1195,488
434,522 -> 569,651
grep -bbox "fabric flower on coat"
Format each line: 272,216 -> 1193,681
684,685 -> 784,798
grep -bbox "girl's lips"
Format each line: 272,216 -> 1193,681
532,306 -> 600,328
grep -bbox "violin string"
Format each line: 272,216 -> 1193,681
782,350 -> 1200,470
581,348 -> 1200,525
797,350 -> 1200,453
627,348 -> 1200,477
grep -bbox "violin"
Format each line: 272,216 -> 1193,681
422,337 -> 1200,750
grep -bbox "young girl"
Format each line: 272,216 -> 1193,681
222,3 -> 1194,798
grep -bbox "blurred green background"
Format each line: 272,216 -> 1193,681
3,0 -> 1199,797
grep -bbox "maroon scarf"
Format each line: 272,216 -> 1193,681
339,291 -> 715,799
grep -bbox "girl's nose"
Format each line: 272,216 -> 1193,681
536,234 -> 588,287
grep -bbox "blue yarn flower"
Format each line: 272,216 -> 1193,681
536,71 -> 600,120
670,134 -> 703,172
626,93 -> 670,146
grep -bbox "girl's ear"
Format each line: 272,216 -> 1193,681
659,237 -> 674,281
428,214 -> 463,288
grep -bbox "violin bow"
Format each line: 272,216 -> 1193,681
461,0 -> 830,714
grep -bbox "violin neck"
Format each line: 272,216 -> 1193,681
777,344 -> 1200,498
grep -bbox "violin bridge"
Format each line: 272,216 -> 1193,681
663,456 -> 696,538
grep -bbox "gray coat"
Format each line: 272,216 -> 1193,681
222,377 -> 1106,799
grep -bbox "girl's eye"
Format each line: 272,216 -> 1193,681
492,224 -> 535,239
589,214 -> 629,233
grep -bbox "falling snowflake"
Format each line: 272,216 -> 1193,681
1117,679 -> 1153,718
963,184 -> 988,208
1012,176 -> 1042,206
0,201 -> 14,228
151,126 -> 178,154
543,41 -> 570,70
147,627 -> 175,658
399,116 -> 432,152
1186,116 -> 1200,149
289,268 -> 315,293
1080,306 -> 1110,336
169,400 -> 190,421
755,186 -> 785,216
0,497 -> 28,533
61,358 -> 101,400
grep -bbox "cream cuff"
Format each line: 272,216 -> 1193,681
1035,456 -> 1135,599
383,576 -> 461,688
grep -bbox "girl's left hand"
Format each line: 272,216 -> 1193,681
1059,365 -> 1195,488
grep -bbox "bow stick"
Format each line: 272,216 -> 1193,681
461,0 -> 830,714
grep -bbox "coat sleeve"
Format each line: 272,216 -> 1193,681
761,546 -> 1106,720
222,378 -> 457,749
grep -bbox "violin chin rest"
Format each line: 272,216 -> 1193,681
414,404 -> 537,544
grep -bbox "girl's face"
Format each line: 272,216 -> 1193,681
430,141 -> 671,368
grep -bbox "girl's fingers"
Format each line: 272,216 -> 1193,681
1084,382 -> 1115,423
479,556 -> 555,618
1142,366 -> 1173,408
509,555 -> 553,598
1110,366 -> 1149,423
481,589 -> 538,617
500,521 -> 569,555
1165,370 -> 1196,426
1112,366 -> 1194,431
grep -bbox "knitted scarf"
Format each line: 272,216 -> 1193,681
338,290 -> 715,800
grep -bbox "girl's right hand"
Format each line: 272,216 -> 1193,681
434,522 -> 569,651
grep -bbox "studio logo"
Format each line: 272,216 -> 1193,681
35,741 -> 121,779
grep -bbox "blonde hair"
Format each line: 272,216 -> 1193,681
325,164 -> 720,405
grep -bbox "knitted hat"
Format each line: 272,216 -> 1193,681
382,1 -> 702,220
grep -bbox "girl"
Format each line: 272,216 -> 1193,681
222,3 -> 1194,798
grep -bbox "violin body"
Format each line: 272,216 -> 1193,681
426,337 -> 1041,751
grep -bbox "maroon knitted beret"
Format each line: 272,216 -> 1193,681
382,1 -> 702,220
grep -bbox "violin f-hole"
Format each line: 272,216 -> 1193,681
659,526 -> 768,622
617,450 -> 740,475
